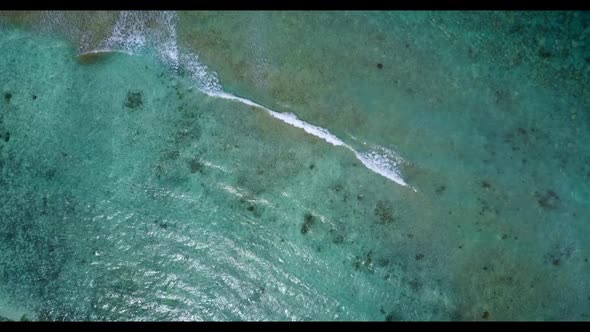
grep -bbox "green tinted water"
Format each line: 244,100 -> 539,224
0,11 -> 589,321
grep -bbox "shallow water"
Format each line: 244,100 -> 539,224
0,11 -> 589,321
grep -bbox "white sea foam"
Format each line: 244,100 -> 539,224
200,159 -> 230,173
101,11 -> 147,54
204,90 -> 412,189
220,184 -> 272,206
265,111 -> 346,147
156,12 -> 180,70
198,90 -> 346,147
89,10 -> 415,190
97,11 -> 180,70
354,150 -> 414,191
182,56 -> 224,94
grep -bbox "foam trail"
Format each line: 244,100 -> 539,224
92,11 -> 415,190
156,12 -> 180,70
181,53 -> 224,93
205,90 -> 413,190
204,91 -> 346,147
264,111 -> 347,147
354,150 -> 414,190
100,11 -> 147,54
96,11 -> 180,69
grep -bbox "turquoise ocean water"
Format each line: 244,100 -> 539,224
0,11 -> 589,321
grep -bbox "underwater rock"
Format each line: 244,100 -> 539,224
187,158 -> 204,174
545,244 -> 574,267
331,183 -> 343,192
365,251 -> 373,266
124,90 -> 143,109
3,91 -> 12,103
374,200 -> 394,224
301,212 -> 315,234
535,190 -> 560,210
0,131 -> 9,143
435,185 -> 446,194
353,251 -> 374,271
153,219 -> 168,229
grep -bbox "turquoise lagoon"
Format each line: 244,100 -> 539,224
0,11 -> 589,321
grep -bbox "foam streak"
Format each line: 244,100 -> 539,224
205,91 -> 413,190
93,11 -> 414,190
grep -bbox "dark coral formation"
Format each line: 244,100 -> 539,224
124,90 -> 143,109
535,190 -> 560,210
187,158 -> 204,174
545,244 -> 574,267
374,200 -> 394,224
153,219 -> 169,229
353,251 -> 374,271
301,212 -> 315,234
3,91 -> 12,103
0,131 -> 9,143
